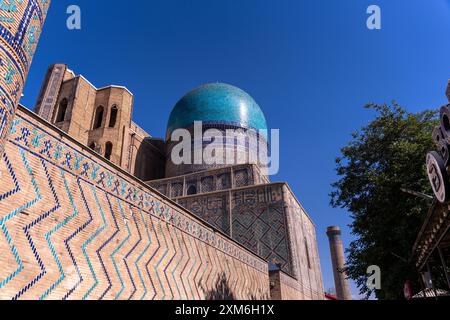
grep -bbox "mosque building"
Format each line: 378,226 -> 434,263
0,2 -> 326,300
29,64 -> 325,299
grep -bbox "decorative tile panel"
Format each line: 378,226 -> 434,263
0,0 -> 50,155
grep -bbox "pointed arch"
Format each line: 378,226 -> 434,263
55,98 -> 68,123
93,106 -> 104,129
187,185 -> 197,195
109,105 -> 118,128
105,142 -> 113,160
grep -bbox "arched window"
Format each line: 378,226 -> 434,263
187,185 -> 197,196
93,106 -> 104,129
56,98 -> 68,123
105,142 -> 113,161
109,105 -> 118,128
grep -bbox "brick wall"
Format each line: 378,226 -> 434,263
283,184 -> 325,300
0,107 -> 270,300
269,270 -> 304,300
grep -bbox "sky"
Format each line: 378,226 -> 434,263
21,0 -> 450,298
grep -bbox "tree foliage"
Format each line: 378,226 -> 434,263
330,103 -> 438,300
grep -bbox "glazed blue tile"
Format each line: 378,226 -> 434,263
166,83 -> 268,140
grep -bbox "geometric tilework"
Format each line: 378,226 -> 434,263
178,187 -> 293,275
0,108 -> 270,300
232,196 -> 292,275
0,0 -> 50,156
178,195 -> 231,235
175,183 -> 326,300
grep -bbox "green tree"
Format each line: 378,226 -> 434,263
330,103 -> 438,300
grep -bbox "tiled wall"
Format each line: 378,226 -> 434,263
176,184 -> 325,300
0,0 -> 50,155
149,164 -> 268,198
0,107 -> 270,300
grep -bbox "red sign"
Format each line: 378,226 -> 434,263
404,280 -> 413,300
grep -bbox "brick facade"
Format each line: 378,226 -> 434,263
33,65 -> 165,182
0,107 -> 270,300
269,270 -> 305,300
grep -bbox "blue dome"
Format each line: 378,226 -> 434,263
166,83 -> 268,140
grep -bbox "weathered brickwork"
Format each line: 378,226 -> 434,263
0,0 -> 50,155
32,65 -> 167,182
283,184 -> 324,299
0,107 -> 270,300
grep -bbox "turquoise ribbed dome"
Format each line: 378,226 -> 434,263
166,83 -> 267,140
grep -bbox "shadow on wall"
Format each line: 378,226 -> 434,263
201,273 -> 262,300
203,273 -> 235,300
134,137 -> 165,181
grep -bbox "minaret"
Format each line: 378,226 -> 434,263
34,64 -> 68,121
327,226 -> 352,300
0,1 -> 51,157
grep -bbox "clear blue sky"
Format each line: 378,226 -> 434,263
21,0 -> 450,298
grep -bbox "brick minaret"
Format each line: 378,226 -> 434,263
327,226 -> 352,300
0,1 -> 51,156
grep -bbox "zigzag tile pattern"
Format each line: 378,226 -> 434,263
0,108 -> 270,300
